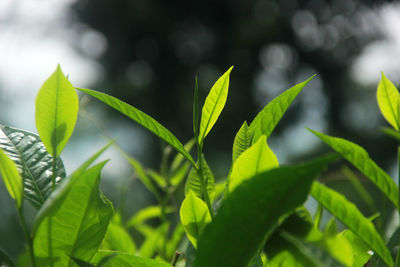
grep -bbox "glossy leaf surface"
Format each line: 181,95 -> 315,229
311,182 -> 393,267
229,135 -> 278,192
249,76 -> 314,144
198,67 -> 233,145
180,190 -> 212,249
0,125 -> 66,209
309,129 -> 399,209
77,87 -> 195,166
377,73 -> 400,131
35,65 -> 79,157
193,155 -> 334,267
33,162 -> 113,266
91,251 -> 171,267
0,148 -> 23,208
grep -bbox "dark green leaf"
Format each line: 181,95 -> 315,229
76,87 -> 196,166
0,124 -> 66,209
0,248 -> 16,267
309,129 -> 399,209
311,182 -> 393,267
193,155 -> 335,267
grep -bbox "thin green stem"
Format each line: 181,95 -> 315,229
197,144 -> 214,220
314,204 -> 323,229
17,208 -> 36,267
51,156 -> 57,190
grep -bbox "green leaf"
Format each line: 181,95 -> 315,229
124,154 -> 160,200
147,170 -> 167,188
100,214 -> 136,254
310,182 -> 393,267
185,154 -> 215,202
280,231 -> 345,267
0,124 -> 66,209
198,66 -> 233,145
309,129 -> 399,209
76,87 -> 196,166
170,139 -> 195,174
342,230 -> 372,267
232,121 -> 251,163
33,161 -> 113,266
91,251 -> 171,267
170,162 -> 190,187
126,205 -> 175,228
70,256 -> 95,267
0,248 -> 16,267
229,135 -> 278,192
382,127 -> 400,142
166,224 -> 185,258
0,148 -> 23,208
180,190 -> 212,249
139,223 -> 169,258
193,155 -> 335,267
377,73 -> 400,131
35,65 -> 79,157
249,76 -> 314,144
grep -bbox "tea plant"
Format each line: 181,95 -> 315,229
0,65 -> 399,267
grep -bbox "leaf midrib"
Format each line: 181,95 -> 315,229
0,128 -> 45,203
200,75 -> 229,142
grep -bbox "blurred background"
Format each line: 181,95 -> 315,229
1,0 -> 400,258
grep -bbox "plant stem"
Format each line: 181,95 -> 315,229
51,156 -> 57,190
171,251 -> 182,266
17,208 -> 36,267
197,145 -> 214,220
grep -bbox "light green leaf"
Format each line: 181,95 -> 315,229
170,162 -> 190,187
126,205 -> 175,228
35,65 -> 79,157
0,148 -> 23,208
185,154 -> 215,202
198,66 -> 233,145
193,155 -> 335,267
170,139 -> 195,174
139,223 -> 169,258
147,170 -> 167,188
76,87 -> 196,166
377,73 -> 400,131
166,224 -> 185,257
229,135 -> 278,192
309,129 -> 399,209
124,154 -> 160,200
0,124 -> 66,209
311,182 -> 393,267
180,190 -> 212,249
91,251 -> 171,267
342,230 -> 372,267
33,161 -> 113,266
249,76 -> 314,144
100,214 -> 136,254
232,121 -> 251,163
